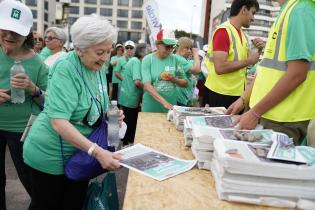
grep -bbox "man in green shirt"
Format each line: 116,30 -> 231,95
110,42 -> 124,100
119,43 -> 149,146
114,40 -> 135,104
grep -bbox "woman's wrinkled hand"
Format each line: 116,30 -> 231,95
10,73 -> 34,93
0,89 -> 11,104
94,148 -> 122,171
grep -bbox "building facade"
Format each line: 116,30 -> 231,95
22,0 -> 148,43
201,0 -> 280,43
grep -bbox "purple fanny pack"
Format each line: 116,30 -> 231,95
60,118 -> 115,181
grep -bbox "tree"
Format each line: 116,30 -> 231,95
174,29 -> 197,39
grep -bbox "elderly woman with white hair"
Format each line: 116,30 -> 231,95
23,16 -> 123,210
43,27 -> 67,67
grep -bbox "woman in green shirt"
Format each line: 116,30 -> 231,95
0,1 -> 48,209
141,30 -> 198,113
176,37 -> 201,107
23,16 -> 123,210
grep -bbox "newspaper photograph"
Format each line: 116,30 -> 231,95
187,115 -> 234,128
117,144 -> 197,181
173,105 -> 226,115
193,127 -> 275,144
267,135 -> 315,165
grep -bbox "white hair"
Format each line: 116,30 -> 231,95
45,27 -> 67,43
70,15 -> 117,49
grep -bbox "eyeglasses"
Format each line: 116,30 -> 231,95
165,45 -> 176,50
34,37 -> 43,42
44,36 -> 59,41
125,46 -> 134,50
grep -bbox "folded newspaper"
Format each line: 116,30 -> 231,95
213,138 -> 315,180
169,106 -> 226,131
117,144 -> 197,181
267,135 -> 315,165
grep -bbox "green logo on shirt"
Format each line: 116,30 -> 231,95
11,8 -> 21,20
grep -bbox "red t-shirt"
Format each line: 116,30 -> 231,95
212,26 -> 243,52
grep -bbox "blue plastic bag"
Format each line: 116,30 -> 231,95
61,118 -> 115,181
83,172 -> 119,210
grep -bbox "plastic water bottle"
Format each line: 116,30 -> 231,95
107,100 -> 120,150
10,61 -> 25,104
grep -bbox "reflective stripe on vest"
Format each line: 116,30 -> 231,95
250,0 -> 315,122
204,21 -> 248,96
259,0 -> 315,71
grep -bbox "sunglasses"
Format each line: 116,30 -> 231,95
165,45 -> 176,50
34,37 -> 43,42
125,46 -> 134,50
44,36 -> 59,41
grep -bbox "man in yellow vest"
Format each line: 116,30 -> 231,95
227,0 -> 315,145
203,0 -> 264,108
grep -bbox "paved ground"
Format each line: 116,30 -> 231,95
5,148 -> 128,210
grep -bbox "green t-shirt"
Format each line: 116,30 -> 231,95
141,53 -> 189,113
105,60 -> 110,74
113,56 -> 129,85
285,0 -> 315,62
111,55 -> 121,84
118,57 -> 142,108
0,48 -> 48,132
176,58 -> 194,106
23,51 -> 110,175
38,47 -> 52,61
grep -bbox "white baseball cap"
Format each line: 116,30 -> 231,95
124,40 -> 135,48
0,0 -> 33,36
156,29 -> 177,46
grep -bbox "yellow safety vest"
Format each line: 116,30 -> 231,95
250,0 -> 315,122
204,21 -> 249,96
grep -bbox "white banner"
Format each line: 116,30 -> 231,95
143,0 -> 160,50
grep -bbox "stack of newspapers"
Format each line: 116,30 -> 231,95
184,115 -> 234,148
211,137 -> 315,209
170,106 -> 226,131
191,126 -> 272,170
183,115 -> 234,169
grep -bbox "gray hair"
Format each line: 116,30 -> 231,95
45,27 -> 67,43
70,15 -> 117,49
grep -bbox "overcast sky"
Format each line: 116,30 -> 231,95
156,0 -> 203,35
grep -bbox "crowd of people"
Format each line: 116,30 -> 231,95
0,0 -> 314,209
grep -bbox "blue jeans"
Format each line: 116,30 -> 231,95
0,130 -> 32,210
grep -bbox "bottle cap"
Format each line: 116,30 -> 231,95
111,100 -> 117,106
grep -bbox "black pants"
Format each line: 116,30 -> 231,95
0,130 -> 32,210
121,105 -> 139,145
202,88 -> 239,109
28,166 -> 89,210
112,83 -> 119,101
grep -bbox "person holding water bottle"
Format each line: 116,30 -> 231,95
23,15 -> 124,210
0,1 -> 48,209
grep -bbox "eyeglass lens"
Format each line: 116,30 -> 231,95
44,36 -> 57,41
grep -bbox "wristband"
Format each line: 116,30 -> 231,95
33,86 -> 42,97
87,143 -> 98,156
251,109 -> 261,119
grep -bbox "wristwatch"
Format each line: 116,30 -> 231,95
33,86 -> 42,98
